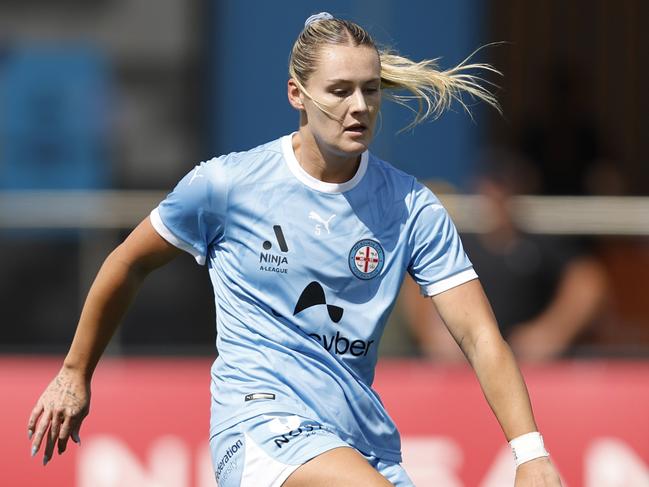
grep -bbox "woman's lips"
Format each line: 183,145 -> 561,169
344,123 -> 367,134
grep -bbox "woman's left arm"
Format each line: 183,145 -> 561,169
431,278 -> 563,486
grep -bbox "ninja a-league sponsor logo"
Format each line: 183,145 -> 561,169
215,439 -> 243,483
259,225 -> 289,274
265,415 -> 327,449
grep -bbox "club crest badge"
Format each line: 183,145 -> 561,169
349,239 -> 384,280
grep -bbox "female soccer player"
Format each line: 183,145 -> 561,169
28,12 -> 562,487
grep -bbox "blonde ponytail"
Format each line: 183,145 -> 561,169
379,47 -> 502,131
290,15 -> 501,130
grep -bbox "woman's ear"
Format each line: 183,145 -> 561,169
287,79 -> 305,110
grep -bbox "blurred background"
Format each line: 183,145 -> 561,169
1,1 -> 648,485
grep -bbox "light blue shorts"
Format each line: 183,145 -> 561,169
209,412 -> 414,487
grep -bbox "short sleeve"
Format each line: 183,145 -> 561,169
408,183 -> 477,296
150,157 -> 228,265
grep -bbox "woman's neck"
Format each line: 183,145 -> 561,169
292,129 -> 361,184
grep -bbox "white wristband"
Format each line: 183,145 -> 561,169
509,432 -> 549,467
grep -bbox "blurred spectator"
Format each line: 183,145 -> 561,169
517,62 -> 627,196
401,152 -> 608,362
581,237 -> 649,356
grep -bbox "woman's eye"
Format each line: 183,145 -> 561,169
332,89 -> 348,97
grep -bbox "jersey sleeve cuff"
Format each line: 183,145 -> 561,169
149,208 -> 206,265
420,268 -> 478,296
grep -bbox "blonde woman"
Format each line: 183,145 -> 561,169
28,12 -> 562,487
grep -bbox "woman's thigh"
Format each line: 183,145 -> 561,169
210,413 -> 351,487
210,412 -> 410,487
282,446 -> 394,487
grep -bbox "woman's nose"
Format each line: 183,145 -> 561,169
350,88 -> 368,113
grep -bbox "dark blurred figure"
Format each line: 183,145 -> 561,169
514,61 -> 649,356
518,62 -> 626,196
591,239 -> 649,354
401,152 -> 608,362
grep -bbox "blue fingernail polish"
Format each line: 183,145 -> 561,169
43,456 -> 49,466
28,430 -> 33,440
31,446 -> 37,457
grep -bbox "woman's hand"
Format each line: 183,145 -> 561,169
515,457 -> 563,486
28,366 -> 90,465
26,218 -> 180,467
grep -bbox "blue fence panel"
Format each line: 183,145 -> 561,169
0,45 -> 111,189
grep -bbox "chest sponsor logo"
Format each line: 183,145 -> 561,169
294,281 -> 343,323
292,281 -> 374,357
349,239 -> 384,279
260,225 -> 289,274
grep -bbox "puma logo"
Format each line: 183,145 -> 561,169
308,211 -> 336,235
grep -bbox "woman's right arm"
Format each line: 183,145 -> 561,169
27,216 -> 181,465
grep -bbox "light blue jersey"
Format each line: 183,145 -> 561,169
150,134 -> 477,462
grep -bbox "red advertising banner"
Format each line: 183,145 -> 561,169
3,357 -> 648,486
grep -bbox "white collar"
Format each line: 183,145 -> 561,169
281,133 -> 368,194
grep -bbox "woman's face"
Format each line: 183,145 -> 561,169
294,43 -> 381,158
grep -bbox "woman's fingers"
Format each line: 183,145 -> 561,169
43,411 -> 64,465
30,409 -> 52,458
71,421 -> 82,444
57,413 -> 74,455
27,402 -> 44,442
